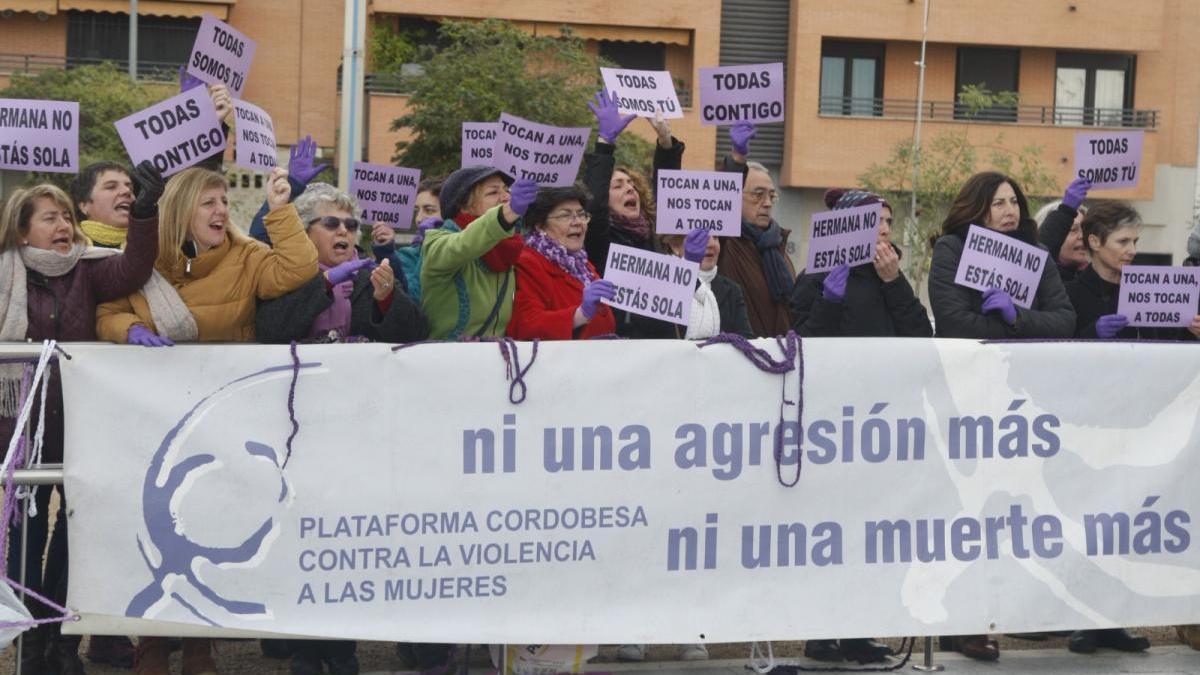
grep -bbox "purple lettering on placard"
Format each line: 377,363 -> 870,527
461,122 -> 498,169
113,88 -> 226,177
602,244 -> 697,326
655,169 -> 741,237
233,99 -> 275,171
600,68 -> 684,119
953,225 -> 1047,309
186,14 -> 257,97
698,62 -> 784,126
493,113 -> 587,187
1074,130 -> 1144,190
351,162 -> 421,230
0,99 -> 78,174
806,203 -> 882,273
1117,265 -> 1200,327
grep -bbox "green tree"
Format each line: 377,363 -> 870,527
391,19 -> 653,180
956,83 -> 1021,119
2,62 -> 174,187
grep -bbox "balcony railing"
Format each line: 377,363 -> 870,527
357,70 -> 694,107
0,53 -> 180,82
818,97 -> 1158,129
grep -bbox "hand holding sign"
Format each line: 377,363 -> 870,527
1095,314 -> 1129,339
822,264 -> 850,303
730,121 -> 756,158
682,229 -> 710,264
130,161 -> 165,220
581,280 -> 616,319
981,288 -> 1018,326
209,84 -> 233,123
506,178 -> 539,218
1062,177 -> 1091,210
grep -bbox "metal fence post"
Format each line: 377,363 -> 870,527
911,636 -> 944,672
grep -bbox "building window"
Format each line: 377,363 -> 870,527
598,41 -> 666,71
66,11 -> 198,77
819,41 -> 883,116
955,47 -> 1019,121
1055,52 -> 1136,126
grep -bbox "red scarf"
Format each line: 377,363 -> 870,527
454,211 -> 524,272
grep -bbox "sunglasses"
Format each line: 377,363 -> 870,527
309,215 -> 361,233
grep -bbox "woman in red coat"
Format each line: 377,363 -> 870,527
509,185 -> 616,340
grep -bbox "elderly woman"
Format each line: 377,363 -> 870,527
0,166 -> 160,674
420,167 -> 537,339
508,185 -> 615,340
256,183 -> 427,344
1037,177 -> 1091,282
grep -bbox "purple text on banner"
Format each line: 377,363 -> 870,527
602,244 -> 697,326
232,99 -> 275,171
805,203 -> 882,273
655,169 -> 742,237
461,122 -> 498,169
186,14 -> 257,97
953,225 -> 1047,309
698,62 -> 785,126
351,162 -> 422,230
599,68 -> 683,119
1116,265 -> 1200,327
0,99 -> 79,174
113,88 -> 226,177
1074,130 -> 1144,190
494,113 -> 588,187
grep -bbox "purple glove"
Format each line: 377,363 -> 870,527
581,280 -> 616,319
981,287 -> 1018,325
587,90 -> 636,144
324,257 -> 373,286
682,229 -> 710,264
1062,176 -> 1091,210
178,66 -> 205,93
1095,313 -> 1129,339
412,215 -> 442,246
730,121 -> 757,156
128,324 -> 174,347
507,178 -> 539,217
822,264 -> 850,303
288,135 -> 328,185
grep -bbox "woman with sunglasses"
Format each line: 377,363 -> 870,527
508,185 -> 615,340
255,183 -> 427,344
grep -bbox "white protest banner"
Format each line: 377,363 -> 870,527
602,244 -> 696,325
953,225 -> 1048,309
113,88 -> 226,177
186,14 -> 257,97
805,203 -> 881,273
232,100 -> 276,171
350,162 -> 421,229
0,99 -> 79,173
61,340 -> 1200,642
461,122 -> 498,169
698,62 -> 785,126
655,169 -> 742,236
494,113 -> 587,187
1074,130 -> 1144,190
1117,265 -> 1200,327
600,68 -> 683,119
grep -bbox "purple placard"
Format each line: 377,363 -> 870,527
232,99 -> 275,171
0,99 -> 78,173
698,62 -> 784,126
113,88 -> 226,177
1116,265 -> 1200,327
603,244 -> 697,325
461,122 -> 498,169
953,225 -> 1047,309
655,169 -> 741,237
1074,130 -> 1144,190
494,113 -> 588,187
805,203 -> 882,273
599,68 -> 683,119
350,162 -> 421,230
186,14 -> 257,97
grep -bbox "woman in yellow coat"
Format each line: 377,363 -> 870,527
98,166 -> 318,345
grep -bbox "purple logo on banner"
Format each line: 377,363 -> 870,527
114,88 -> 226,177
1074,130 -> 1144,190
953,225 -> 1047,309
494,113 -> 587,187
232,100 -> 275,171
805,203 -> 881,273
599,68 -> 683,119
602,244 -> 697,326
461,122 -> 498,169
0,99 -> 79,173
351,162 -> 421,230
1116,265 -> 1200,327
187,14 -> 257,97
655,169 -> 742,237
698,62 -> 784,126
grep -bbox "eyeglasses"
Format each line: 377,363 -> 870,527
309,216 -> 361,232
745,188 -> 779,205
547,211 -> 591,224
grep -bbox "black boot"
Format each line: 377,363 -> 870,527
1096,628 -> 1150,652
803,639 -> 842,662
46,636 -> 88,675
19,624 -> 49,673
839,638 -> 894,664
